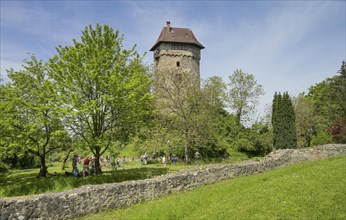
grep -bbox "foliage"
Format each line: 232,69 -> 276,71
293,61 -> 346,147
3,56 -> 68,176
226,69 -> 264,125
306,61 -> 346,143
272,92 -> 297,149
202,76 -> 227,110
0,161 -> 9,173
230,123 -> 272,157
154,69 -> 223,162
134,124 -> 185,158
293,93 -> 318,148
310,129 -> 333,146
79,156 -> 346,220
49,24 -> 153,173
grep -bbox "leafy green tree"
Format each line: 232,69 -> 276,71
226,69 -> 264,125
202,76 -> 226,111
155,69 -> 221,162
310,129 -> 333,146
293,93 -> 318,148
329,61 -> 346,143
272,92 -> 297,149
225,116 -> 272,157
307,61 -> 346,144
49,24 -> 153,173
134,123 -> 184,159
200,76 -> 231,158
4,56 -> 67,176
0,84 -> 15,172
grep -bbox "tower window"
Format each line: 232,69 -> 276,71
171,45 -> 186,50
176,61 -> 180,67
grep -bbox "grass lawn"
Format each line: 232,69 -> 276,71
0,154 -> 248,198
0,161 -> 192,198
79,156 -> 346,220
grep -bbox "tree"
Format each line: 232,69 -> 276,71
155,69 -> 220,162
293,93 -> 317,148
307,61 -> 346,144
329,60 -> 346,143
282,92 -> 297,148
202,76 -> 226,111
49,24 -> 153,174
4,56 -> 67,177
272,92 -> 297,149
226,69 -> 264,125
0,83 -> 16,172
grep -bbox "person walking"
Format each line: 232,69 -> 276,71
162,155 -> 166,167
83,156 -> 91,176
122,156 -> 126,169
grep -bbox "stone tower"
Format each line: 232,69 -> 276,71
150,21 -> 204,93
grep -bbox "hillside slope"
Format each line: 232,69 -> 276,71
80,156 -> 346,220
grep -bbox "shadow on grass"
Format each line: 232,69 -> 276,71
0,167 -> 168,198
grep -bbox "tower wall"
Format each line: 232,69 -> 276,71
154,43 -> 201,88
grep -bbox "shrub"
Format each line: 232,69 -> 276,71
311,130 -> 333,146
0,161 -> 9,173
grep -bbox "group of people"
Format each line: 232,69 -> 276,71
140,152 -> 148,165
67,152 -> 200,177
69,155 -> 103,177
68,154 -> 129,177
161,155 -> 178,166
110,156 -> 126,171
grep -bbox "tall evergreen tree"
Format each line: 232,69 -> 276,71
282,92 -> 297,148
272,92 -> 297,149
272,92 -> 279,147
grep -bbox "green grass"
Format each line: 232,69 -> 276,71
0,156 -> 248,198
0,161 -> 192,198
79,156 -> 346,220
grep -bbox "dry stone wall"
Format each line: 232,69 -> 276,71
1,144 -> 345,220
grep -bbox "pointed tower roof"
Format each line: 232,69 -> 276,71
150,21 -> 205,51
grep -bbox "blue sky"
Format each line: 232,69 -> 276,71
1,1 -> 345,118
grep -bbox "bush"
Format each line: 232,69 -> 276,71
311,130 -> 333,146
0,161 -> 9,173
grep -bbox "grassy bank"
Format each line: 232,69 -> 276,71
79,156 -> 346,220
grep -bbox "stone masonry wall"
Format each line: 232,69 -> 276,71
1,144 -> 345,220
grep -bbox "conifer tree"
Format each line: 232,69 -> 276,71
282,92 -> 297,148
272,92 -> 279,147
272,92 -> 297,149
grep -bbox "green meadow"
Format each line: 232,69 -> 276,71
79,156 -> 346,220
0,153 -> 247,198
0,161 -> 190,198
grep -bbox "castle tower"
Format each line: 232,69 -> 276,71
150,21 -> 204,94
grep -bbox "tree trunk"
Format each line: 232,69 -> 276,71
38,156 -> 47,177
94,148 -> 102,175
61,149 -> 73,170
236,110 -> 242,126
184,143 -> 189,163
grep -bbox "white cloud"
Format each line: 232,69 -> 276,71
0,59 -> 23,83
187,2 -> 344,118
